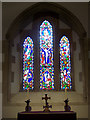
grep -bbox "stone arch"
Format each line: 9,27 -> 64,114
6,2 -> 86,40
5,2 -> 87,101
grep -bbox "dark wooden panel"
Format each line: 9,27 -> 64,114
17,111 -> 77,120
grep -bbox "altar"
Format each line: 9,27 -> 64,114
17,111 -> 77,120
17,94 -> 77,120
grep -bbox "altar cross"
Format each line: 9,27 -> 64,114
42,94 -> 52,112
42,94 -> 51,106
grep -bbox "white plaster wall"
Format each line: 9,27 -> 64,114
11,34 -> 20,94
72,31 -> 83,94
24,22 -> 32,30
59,20 -> 70,29
59,2 -> 88,34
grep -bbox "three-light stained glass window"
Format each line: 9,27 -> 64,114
23,37 -> 34,90
40,20 -> 54,90
60,36 -> 72,90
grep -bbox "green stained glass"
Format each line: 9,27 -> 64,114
23,37 -> 34,90
60,36 -> 72,90
40,20 -> 54,90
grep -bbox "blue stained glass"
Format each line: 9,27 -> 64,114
40,20 -> 54,90
23,37 -> 34,90
60,36 -> 72,90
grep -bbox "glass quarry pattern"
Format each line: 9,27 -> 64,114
23,37 -> 34,90
60,36 -> 72,90
40,20 -> 54,90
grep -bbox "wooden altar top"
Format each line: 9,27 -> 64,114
18,111 -> 76,114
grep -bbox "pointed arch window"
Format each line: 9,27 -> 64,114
23,37 -> 34,90
60,36 -> 72,90
40,20 -> 54,90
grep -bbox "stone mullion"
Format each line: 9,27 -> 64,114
32,18 -> 40,91
53,17 -> 60,91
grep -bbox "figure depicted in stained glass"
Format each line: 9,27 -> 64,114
60,36 -> 72,89
23,37 -> 34,90
40,20 -> 54,90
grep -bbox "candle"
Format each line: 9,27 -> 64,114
27,88 -> 29,99
65,87 -> 67,99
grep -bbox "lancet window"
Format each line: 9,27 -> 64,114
60,36 -> 72,90
40,20 -> 54,90
23,37 -> 34,90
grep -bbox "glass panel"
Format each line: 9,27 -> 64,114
40,20 -> 54,90
60,36 -> 72,89
23,37 -> 34,90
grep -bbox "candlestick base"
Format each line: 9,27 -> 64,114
25,99 -> 32,112
64,98 -> 71,112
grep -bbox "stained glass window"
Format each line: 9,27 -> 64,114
60,36 -> 72,90
23,37 -> 34,90
40,20 -> 54,90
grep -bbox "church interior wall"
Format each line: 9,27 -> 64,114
2,2 -> 88,119
58,2 -> 88,33
2,2 -> 88,39
72,31 -> 83,94
0,1 -> 2,120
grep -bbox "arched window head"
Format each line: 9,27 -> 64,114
23,37 -> 34,90
40,20 -> 54,90
60,36 -> 72,90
